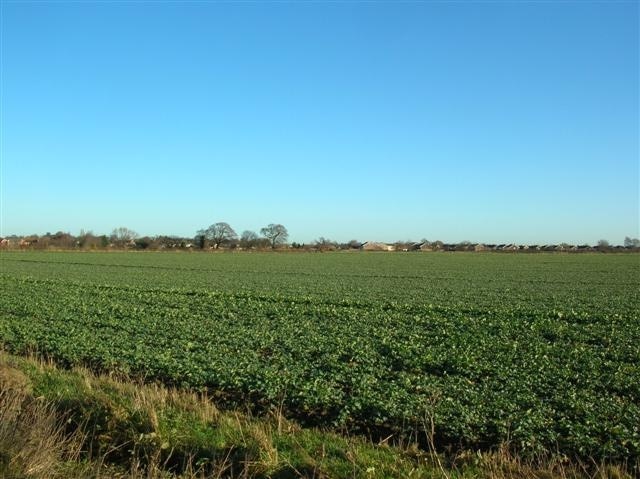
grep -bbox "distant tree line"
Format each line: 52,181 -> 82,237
194,222 -> 290,250
1,225 -> 638,253
0,223 -> 291,251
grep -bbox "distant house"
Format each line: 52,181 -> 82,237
474,244 -> 488,252
503,244 -> 519,251
360,241 -> 395,252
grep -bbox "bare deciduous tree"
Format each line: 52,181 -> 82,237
260,224 -> 288,249
200,222 -> 237,249
111,227 -> 138,247
78,230 -> 101,249
314,237 -> 337,251
240,230 -> 259,249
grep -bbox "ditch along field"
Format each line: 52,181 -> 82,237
0,251 -> 638,469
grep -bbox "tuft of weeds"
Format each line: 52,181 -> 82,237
0,385 -> 88,478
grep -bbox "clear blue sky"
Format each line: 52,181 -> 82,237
1,1 -> 638,245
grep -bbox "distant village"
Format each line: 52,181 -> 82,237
1,228 -> 639,253
359,241 -> 632,252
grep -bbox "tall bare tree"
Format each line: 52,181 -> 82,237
200,222 -> 237,249
260,224 -> 288,249
111,227 -> 138,247
240,230 -> 259,249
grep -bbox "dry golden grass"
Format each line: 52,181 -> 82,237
0,385 -> 87,478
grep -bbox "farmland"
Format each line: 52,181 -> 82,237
0,251 -> 638,466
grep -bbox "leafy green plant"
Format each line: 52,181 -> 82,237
1,251 -> 638,463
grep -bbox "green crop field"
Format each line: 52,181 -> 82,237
0,251 -> 638,463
